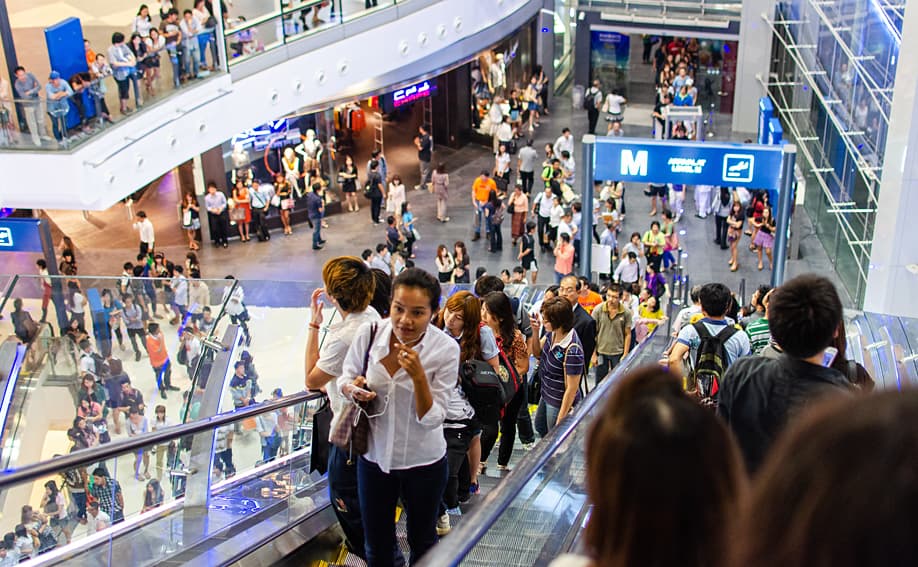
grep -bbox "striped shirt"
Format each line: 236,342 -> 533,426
746,317 -> 772,355
539,330 -> 585,408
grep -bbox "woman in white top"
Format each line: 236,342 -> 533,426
132,4 -> 154,37
306,256 -> 380,560
144,28 -> 165,95
601,89 -> 627,125
386,174 -> 406,223
494,144 -> 511,187
338,268 -> 458,567
151,404 -> 173,480
548,366 -> 745,567
434,244 -> 455,283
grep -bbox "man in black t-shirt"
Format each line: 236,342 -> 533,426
385,215 -> 400,253
414,124 -> 432,190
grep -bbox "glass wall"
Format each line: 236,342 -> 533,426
767,0 -> 902,306
222,0 -> 397,65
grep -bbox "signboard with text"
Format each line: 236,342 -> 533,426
593,138 -> 786,190
381,79 -> 438,113
0,218 -> 44,253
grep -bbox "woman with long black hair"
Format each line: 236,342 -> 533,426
479,292 -> 529,471
713,186 -> 732,250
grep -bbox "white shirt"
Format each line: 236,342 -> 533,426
221,284 -> 245,316
87,510 -> 111,534
133,218 -> 155,244
336,320 -> 459,473
80,352 -> 95,375
495,152 -> 511,175
72,291 -> 85,314
315,308 -> 381,438
603,93 -> 626,114
673,304 -> 702,336
613,258 -> 640,283
553,134 -> 574,158
561,156 -> 576,184
496,122 -> 513,142
536,192 -> 553,217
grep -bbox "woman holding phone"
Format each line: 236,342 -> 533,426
338,268 -> 459,567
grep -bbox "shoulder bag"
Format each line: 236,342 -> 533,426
329,323 -> 378,462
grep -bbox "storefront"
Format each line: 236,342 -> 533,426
469,22 -> 538,142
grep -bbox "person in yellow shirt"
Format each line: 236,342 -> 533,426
642,221 -> 666,272
472,170 -> 497,241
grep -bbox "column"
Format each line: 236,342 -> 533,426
863,2 -> 918,317
732,0 -> 778,135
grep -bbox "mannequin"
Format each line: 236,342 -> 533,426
282,146 -> 303,197
295,129 -> 322,173
489,52 -> 506,97
231,142 -> 252,187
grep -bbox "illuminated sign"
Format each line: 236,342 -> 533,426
391,80 -> 437,109
0,218 -> 45,253
594,138 -> 785,190
230,119 -> 289,150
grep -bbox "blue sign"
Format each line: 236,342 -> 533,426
593,138 -> 786,190
767,118 -> 784,145
758,97 -> 773,145
0,219 -> 45,253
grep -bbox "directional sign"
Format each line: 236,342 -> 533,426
593,137 -> 786,190
0,218 -> 44,253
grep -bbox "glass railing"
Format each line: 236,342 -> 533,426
1,26 -> 226,153
223,0 -> 398,66
579,0 -> 743,21
0,389 -> 325,565
417,328 -> 670,567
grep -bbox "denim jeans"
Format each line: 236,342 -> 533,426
311,216 -> 323,247
169,54 -> 181,87
183,42 -> 200,77
48,112 -> 67,141
328,446 -> 373,560
534,399 -> 561,438
358,455 -> 447,567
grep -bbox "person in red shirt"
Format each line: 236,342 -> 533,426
145,322 -> 176,399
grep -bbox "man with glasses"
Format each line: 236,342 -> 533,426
558,275 -> 598,371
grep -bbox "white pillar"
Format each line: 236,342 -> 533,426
863,3 -> 918,317
732,0 -> 777,135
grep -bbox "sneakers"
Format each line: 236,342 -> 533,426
436,513 -> 451,536
496,464 -> 511,472
521,442 -> 535,451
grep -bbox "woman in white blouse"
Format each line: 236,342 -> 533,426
339,268 -> 458,567
132,4 -> 154,38
386,175 -> 406,224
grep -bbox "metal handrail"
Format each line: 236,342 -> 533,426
416,328 -> 662,567
0,389 -> 323,489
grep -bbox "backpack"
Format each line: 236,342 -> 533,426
689,322 -> 738,409
582,88 -> 597,110
84,352 -> 111,378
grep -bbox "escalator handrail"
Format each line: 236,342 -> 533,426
0,389 -> 324,489
416,328 -> 661,567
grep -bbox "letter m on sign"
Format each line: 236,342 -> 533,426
620,150 -> 648,177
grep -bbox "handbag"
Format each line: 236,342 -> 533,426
230,207 -> 246,221
412,228 -> 420,241
309,397 -> 332,474
329,323 -> 378,460
281,198 -> 295,210
270,195 -> 281,207
182,209 -> 192,227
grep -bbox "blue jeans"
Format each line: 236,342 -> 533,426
48,112 -> 67,141
71,491 -> 87,520
662,249 -> 676,269
182,42 -> 200,77
358,455 -> 447,567
311,216 -> 323,247
168,53 -> 181,87
534,399 -> 561,438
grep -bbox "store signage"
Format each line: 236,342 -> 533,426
0,218 -> 44,253
391,80 -> 437,109
594,138 -> 785,190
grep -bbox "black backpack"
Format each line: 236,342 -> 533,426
582,88 -> 597,110
84,352 -> 111,378
689,322 -> 738,409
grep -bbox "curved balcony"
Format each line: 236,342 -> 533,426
0,0 -> 539,211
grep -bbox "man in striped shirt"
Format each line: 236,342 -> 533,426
746,289 -> 774,355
